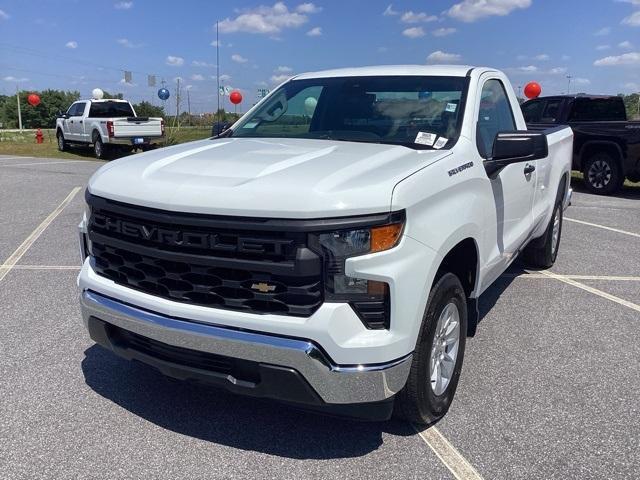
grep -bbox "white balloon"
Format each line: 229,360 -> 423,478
92,88 -> 104,100
304,96 -> 318,115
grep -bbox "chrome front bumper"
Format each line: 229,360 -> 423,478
80,290 -> 412,405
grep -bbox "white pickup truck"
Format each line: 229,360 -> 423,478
78,65 -> 572,423
56,99 -> 164,159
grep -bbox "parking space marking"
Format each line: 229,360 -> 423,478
0,186 -> 81,282
504,273 -> 640,281
414,426 -> 484,480
2,160 -> 94,167
565,217 -> 640,239
540,270 -> 640,314
11,265 -> 81,270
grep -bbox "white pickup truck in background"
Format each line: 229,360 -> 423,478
56,99 -> 164,159
78,65 -> 573,423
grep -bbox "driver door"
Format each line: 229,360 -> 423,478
477,78 -> 537,267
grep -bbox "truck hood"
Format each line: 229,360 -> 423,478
88,137 -> 450,218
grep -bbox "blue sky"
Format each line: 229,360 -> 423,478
1,0 -> 639,113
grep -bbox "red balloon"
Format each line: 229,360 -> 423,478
524,82 -> 541,99
229,90 -> 242,105
27,93 -> 41,107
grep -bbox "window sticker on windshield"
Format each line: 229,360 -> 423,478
433,137 -> 448,149
445,103 -> 457,113
242,121 -> 259,129
415,131 -> 437,146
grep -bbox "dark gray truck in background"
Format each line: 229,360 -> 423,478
522,94 -> 640,195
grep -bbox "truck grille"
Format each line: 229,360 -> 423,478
87,195 -> 323,317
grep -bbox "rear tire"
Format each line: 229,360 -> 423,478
394,273 -> 467,425
582,152 -> 623,195
523,201 -> 563,268
93,134 -> 108,160
57,132 -> 67,152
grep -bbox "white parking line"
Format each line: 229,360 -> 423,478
540,270 -> 640,313
565,217 -> 640,239
504,273 -> 640,281
2,160 -> 93,167
0,187 -> 81,282
414,426 -> 484,480
10,265 -> 81,270
0,156 -> 35,161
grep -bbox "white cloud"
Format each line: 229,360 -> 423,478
3,76 -> 28,82
231,53 -> 248,63
0,9 -> 9,20
306,26 -> 322,36
426,50 -> 462,63
517,65 -> 538,72
534,54 -> 549,61
623,82 -> 640,91
118,78 -> 137,87
402,27 -> 425,38
185,85 -> 194,91
594,27 -> 611,36
596,45 -> 611,51
296,3 -> 321,13
619,40 -> 634,49
192,60 -> 216,67
561,54 -> 571,60
114,1 -> 133,9
622,11 -> 640,26
447,0 -> 531,22
276,65 -> 293,72
166,55 -> 184,66
383,4 -> 399,16
218,2 -> 318,34
116,38 -> 142,48
173,76 -> 183,83
548,67 -> 567,74
594,51 -> 640,66
432,27 -> 457,37
572,77 -> 591,85
401,11 -> 438,23
271,73 -> 293,84
65,41 -> 78,49
190,74 -> 205,81
210,40 -> 221,47
219,74 -> 232,82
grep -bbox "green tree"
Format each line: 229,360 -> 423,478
133,101 -> 165,118
1,89 -> 80,128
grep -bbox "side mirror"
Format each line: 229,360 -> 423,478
484,131 -> 548,177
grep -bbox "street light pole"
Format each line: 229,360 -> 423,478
566,75 -> 572,94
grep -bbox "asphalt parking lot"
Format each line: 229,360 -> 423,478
1,154 -> 639,480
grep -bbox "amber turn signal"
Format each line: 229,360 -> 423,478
370,223 -> 403,253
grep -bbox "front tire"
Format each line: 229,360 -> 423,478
523,201 -> 563,268
395,273 -> 467,425
582,152 -> 623,195
57,132 -> 67,152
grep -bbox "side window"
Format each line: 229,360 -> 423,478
521,100 -> 543,123
66,103 -> 78,116
540,99 -> 562,123
476,79 -> 516,158
73,102 -> 86,116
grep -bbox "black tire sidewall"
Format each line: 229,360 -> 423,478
414,274 -> 467,421
57,133 -> 65,151
583,153 -> 622,195
550,202 -> 563,264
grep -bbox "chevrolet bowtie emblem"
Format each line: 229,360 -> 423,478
251,282 -> 276,293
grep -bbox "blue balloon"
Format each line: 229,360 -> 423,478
158,88 -> 170,101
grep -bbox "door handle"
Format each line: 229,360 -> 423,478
70,120 -> 74,124
524,164 -> 535,175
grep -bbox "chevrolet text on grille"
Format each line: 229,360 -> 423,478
92,213 -> 294,255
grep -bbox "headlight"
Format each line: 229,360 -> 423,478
311,219 -> 404,330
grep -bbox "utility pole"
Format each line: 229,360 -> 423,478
566,75 -> 572,94
216,21 -> 220,125
175,77 -> 181,121
187,89 -> 191,126
16,86 -> 22,130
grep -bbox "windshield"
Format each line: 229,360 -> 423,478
88,101 -> 135,118
232,76 -> 468,149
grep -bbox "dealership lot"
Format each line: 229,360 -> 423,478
1,155 -> 639,479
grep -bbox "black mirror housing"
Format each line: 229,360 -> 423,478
484,131 -> 548,177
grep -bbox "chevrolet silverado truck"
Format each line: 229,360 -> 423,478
522,94 -> 640,195
56,99 -> 164,159
78,66 -> 573,423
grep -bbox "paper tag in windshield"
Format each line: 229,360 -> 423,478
415,131 -> 437,146
445,103 -> 457,113
433,137 -> 448,149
